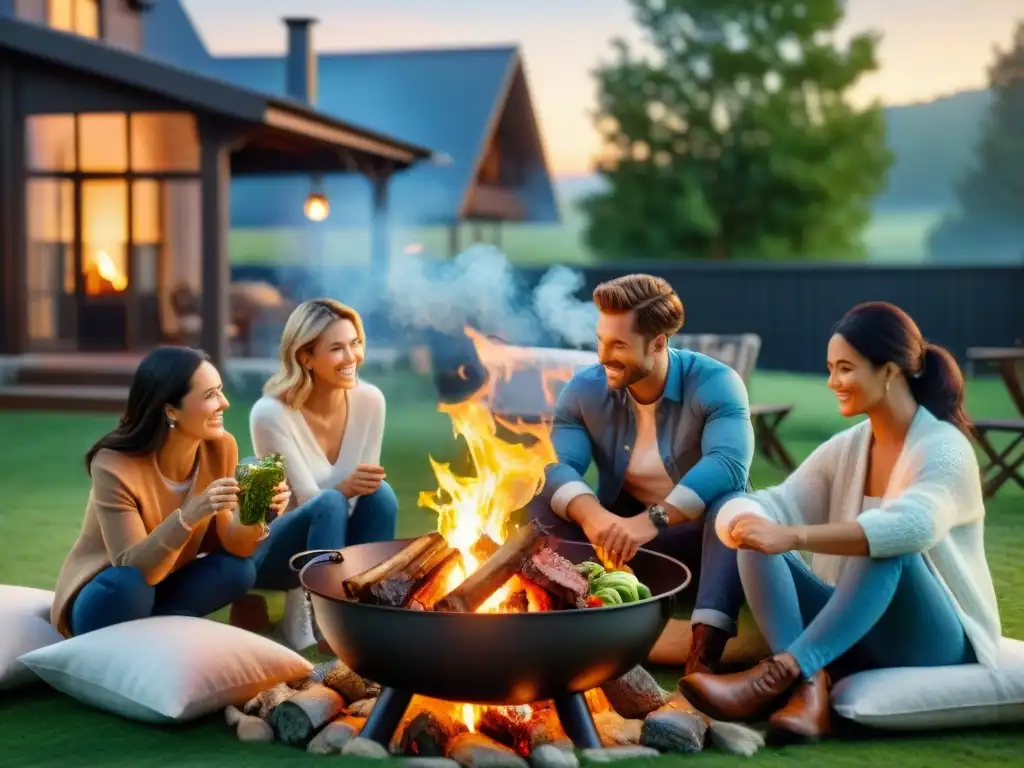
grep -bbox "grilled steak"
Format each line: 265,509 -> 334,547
521,548 -> 589,607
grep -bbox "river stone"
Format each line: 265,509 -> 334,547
400,759 -> 462,768
306,721 -> 358,755
641,709 -> 707,754
579,746 -> 660,763
530,744 -> 580,768
341,737 -> 391,759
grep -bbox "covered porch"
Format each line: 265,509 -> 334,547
0,15 -> 431,403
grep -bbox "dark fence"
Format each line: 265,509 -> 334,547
231,262 -> 1023,374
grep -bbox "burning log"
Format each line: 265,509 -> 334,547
447,731 -> 529,768
520,548 -> 589,608
353,534 -> 455,607
269,684 -> 346,747
434,520 -> 549,613
396,708 -> 465,757
408,549 -> 465,610
342,532 -> 446,602
521,707 -> 571,754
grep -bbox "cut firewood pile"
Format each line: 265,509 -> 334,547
225,660 -> 765,761
339,523 -> 654,614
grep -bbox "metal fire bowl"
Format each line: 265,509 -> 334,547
298,538 -> 692,706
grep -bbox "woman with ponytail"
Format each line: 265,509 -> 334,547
679,302 -> 1002,744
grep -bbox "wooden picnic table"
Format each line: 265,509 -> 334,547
965,346 -> 1024,496
966,346 -> 1024,417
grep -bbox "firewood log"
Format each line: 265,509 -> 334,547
600,665 -> 668,719
269,683 -> 346,746
321,660 -> 381,703
243,682 -> 298,720
593,710 -> 643,747
446,731 -> 529,768
434,521 -> 548,613
306,718 -> 359,755
397,708 -> 465,757
362,537 -> 455,606
409,549 -> 465,610
347,697 -> 377,718
342,533 -> 445,600
521,708 -> 572,755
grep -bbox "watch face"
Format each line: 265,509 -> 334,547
649,505 -> 669,528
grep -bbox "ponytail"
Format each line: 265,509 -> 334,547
908,343 -> 971,434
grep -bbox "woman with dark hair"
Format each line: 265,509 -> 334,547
679,302 -> 1002,743
50,347 -> 290,637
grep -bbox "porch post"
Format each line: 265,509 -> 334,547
0,56 -> 25,354
199,129 -> 232,372
371,173 -> 390,278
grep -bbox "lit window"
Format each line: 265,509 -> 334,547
48,0 -> 100,39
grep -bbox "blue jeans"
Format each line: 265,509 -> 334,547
528,490 -> 746,635
739,549 -> 975,679
69,553 -> 257,636
252,484 -> 399,591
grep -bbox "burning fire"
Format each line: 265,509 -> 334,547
416,328 -> 579,729
84,250 -> 128,295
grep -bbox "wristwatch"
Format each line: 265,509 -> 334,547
647,504 -> 670,531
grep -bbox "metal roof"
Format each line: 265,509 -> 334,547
142,1 -> 560,228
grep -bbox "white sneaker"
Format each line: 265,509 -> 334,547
280,588 -> 316,651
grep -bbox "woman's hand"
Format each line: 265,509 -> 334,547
339,464 -> 386,498
268,481 -> 292,516
730,516 -> 800,555
181,477 -> 239,526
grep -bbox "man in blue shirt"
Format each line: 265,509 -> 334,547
529,273 -> 754,676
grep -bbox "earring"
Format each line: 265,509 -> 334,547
167,418 -> 177,429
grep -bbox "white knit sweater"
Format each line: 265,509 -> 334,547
716,407 -> 1003,668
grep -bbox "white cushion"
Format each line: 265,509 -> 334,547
17,616 -> 312,724
831,637 -> 1024,730
0,585 -> 64,691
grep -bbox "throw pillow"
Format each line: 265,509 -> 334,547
831,637 -> 1024,730
0,585 -> 64,691
18,615 -> 312,723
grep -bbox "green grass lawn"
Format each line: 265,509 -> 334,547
0,370 -> 1022,767
229,206 -> 942,267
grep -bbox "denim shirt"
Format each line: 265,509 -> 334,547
542,348 -> 755,519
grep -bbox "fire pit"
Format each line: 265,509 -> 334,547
295,535 -> 691,750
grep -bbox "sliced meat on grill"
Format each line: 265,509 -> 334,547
521,548 -> 589,607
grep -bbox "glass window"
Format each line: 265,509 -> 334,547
78,113 -> 128,173
132,180 -> 162,293
130,113 -> 201,172
25,115 -> 76,172
25,179 -> 75,341
47,0 -> 99,38
81,179 -> 129,295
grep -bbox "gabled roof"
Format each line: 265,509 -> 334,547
142,1 -> 559,228
0,17 -> 432,168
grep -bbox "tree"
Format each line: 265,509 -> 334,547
582,0 -> 893,260
927,22 -> 1024,265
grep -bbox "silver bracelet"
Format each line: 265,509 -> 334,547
176,508 -> 193,532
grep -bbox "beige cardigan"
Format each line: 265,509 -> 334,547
717,407 -> 1003,668
51,433 -> 248,637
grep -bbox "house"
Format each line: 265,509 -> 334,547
0,0 -> 434,409
143,0 -> 559,257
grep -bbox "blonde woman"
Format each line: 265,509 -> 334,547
250,299 -> 397,650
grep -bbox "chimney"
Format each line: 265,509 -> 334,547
284,17 -> 318,104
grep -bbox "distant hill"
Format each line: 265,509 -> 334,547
554,88 -> 993,211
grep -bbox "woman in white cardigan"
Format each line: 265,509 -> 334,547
680,302 -> 1001,743
249,299 -> 398,651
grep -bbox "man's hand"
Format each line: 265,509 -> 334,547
730,516 -> 799,555
592,512 -> 659,568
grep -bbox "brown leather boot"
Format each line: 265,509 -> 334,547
768,670 -> 831,743
684,623 -> 729,676
680,655 -> 801,722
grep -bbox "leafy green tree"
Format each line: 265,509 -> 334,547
582,0 -> 893,260
927,22 -> 1024,265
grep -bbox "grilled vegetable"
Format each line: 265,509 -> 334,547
593,587 -> 623,606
